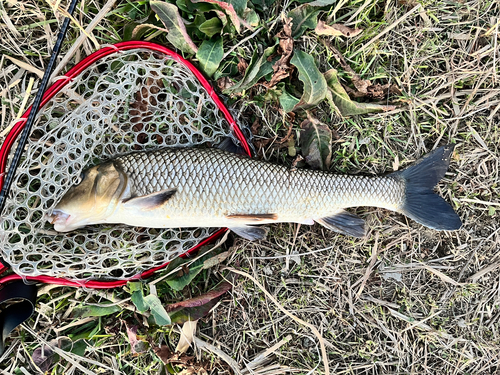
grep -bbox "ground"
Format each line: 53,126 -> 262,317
0,0 -> 499,374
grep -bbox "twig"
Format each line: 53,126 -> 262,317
225,267 -> 330,375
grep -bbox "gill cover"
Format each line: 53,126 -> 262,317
49,161 -> 129,232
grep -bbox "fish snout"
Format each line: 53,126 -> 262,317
45,209 -> 72,232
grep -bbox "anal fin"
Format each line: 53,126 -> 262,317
230,226 -> 268,241
123,188 -> 177,211
315,210 -> 366,238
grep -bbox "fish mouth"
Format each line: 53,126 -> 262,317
46,210 -> 72,232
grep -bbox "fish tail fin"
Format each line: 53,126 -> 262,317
393,144 -> 462,230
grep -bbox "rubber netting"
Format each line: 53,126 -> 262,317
0,48 -> 239,280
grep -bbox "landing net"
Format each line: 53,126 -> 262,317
0,44 -> 247,281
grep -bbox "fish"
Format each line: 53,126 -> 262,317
47,144 -> 462,240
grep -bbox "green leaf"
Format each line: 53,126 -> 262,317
279,88 -> 300,113
150,1 -> 198,54
167,282 -> 232,324
224,46 -> 275,94
300,115 -> 332,170
287,0 -> 337,38
71,340 -> 88,357
243,8 -> 260,27
324,69 -> 396,116
73,304 -> 120,318
290,50 -> 328,110
128,281 -> 143,293
226,0 -> 247,15
199,17 -> 223,37
196,38 -> 224,77
192,0 -> 241,33
144,295 -> 171,325
166,257 -> 206,291
288,5 -> 319,38
131,290 -> 148,312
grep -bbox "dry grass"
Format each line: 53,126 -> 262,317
1,0 -> 499,374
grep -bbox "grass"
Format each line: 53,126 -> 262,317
1,0 -> 499,374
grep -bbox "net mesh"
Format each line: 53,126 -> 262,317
0,48 -> 240,281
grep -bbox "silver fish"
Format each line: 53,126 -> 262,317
47,144 -> 462,240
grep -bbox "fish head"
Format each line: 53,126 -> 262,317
47,161 -> 128,232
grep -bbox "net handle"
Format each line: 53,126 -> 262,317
0,42 -> 250,287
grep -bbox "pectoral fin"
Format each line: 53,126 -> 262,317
230,226 -> 268,241
315,210 -> 366,238
123,188 -> 177,211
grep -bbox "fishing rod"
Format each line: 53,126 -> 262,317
0,0 -> 79,214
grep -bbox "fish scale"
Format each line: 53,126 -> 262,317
115,148 -> 405,220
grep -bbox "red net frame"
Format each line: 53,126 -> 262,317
0,41 -> 250,288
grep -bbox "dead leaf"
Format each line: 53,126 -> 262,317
125,323 -> 147,354
300,114 -> 332,170
155,346 -> 208,374
217,76 -> 234,91
251,119 -> 261,135
166,282 -> 232,312
322,40 -> 402,101
315,21 -> 363,38
176,320 -> 198,353
237,56 -> 248,75
31,338 -> 73,373
32,345 -> 54,373
267,17 -> 294,88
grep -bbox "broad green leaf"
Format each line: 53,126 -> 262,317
300,116 -> 332,170
279,88 -> 300,113
131,290 -> 148,312
71,340 -> 88,357
244,8 -> 260,27
144,295 -> 171,325
167,282 -> 232,324
288,5 -> 319,38
166,257 -> 206,291
128,281 -> 143,293
224,46 -> 275,94
150,1 -> 198,54
199,17 -> 223,37
73,304 -> 120,318
324,69 -> 396,116
196,38 -> 224,77
192,0 -> 241,32
227,0 -> 247,15
290,50 -> 328,110
287,0 -> 338,38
